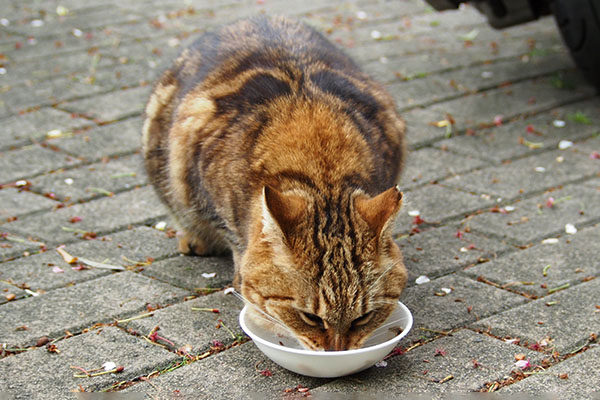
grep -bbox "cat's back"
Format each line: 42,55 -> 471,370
143,15 -> 405,245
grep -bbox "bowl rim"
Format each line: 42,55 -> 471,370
239,300 -> 413,356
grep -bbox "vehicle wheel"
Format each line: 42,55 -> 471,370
552,0 -> 600,90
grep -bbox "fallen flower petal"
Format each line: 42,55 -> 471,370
52,266 -> 64,273
201,272 -> 216,278
102,362 -> 116,371
565,224 -> 577,235
375,360 -> 388,367
558,140 -> 573,150
514,359 -> 531,369
590,151 -> 600,159
415,276 -> 430,285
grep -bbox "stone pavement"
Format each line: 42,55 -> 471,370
0,0 -> 598,398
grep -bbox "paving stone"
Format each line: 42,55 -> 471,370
0,75 -> 105,112
0,144 -> 80,184
59,85 -> 152,123
399,274 -> 528,343
0,326 -> 179,400
29,153 -> 148,202
441,148 -> 600,201
435,99 -> 600,163
3,185 -> 167,245
462,224 -> 600,298
79,61 -> 163,91
0,226 -> 179,292
124,340 -> 329,399
4,7 -> 141,37
398,225 -> 509,285
142,254 -> 234,292
314,329 -> 540,394
0,188 -> 56,219
119,291 -> 244,355
0,281 -> 25,305
394,184 -> 494,235
401,107 -> 452,148
49,117 -> 143,161
500,345 -> 600,397
402,147 -> 487,189
2,51 -> 115,85
387,52 -> 573,112
0,271 -> 190,347
473,278 -> 600,354
464,184 -> 600,244
0,231 -> 46,263
0,107 -> 91,151
428,71 -> 594,133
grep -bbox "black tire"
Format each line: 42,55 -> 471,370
552,0 -> 600,90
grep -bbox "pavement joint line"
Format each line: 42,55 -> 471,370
397,66 -> 583,114
406,94 -> 599,151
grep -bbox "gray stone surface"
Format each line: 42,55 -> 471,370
0,188 -> 57,219
0,107 -> 91,151
29,153 -> 148,202
398,224 -> 509,285
120,291 -> 244,355
429,72 -> 594,133
59,85 -> 151,123
49,117 -> 143,161
0,271 -> 190,347
0,144 -> 80,184
434,100 -> 600,163
402,147 -> 486,189
142,254 -> 234,292
315,329 -> 541,394
0,231 -> 46,263
0,326 -> 179,400
400,274 -> 528,344
500,345 -> 600,397
463,224 -> 600,298
464,183 -> 600,245
0,226 -> 179,292
441,148 -> 600,200
0,281 -> 25,305
3,185 -> 167,244
394,184 -> 494,235
473,278 -> 600,355
124,341 -> 329,399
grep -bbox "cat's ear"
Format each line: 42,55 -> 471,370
262,186 -> 307,238
354,186 -> 403,237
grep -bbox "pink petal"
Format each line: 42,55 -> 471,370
52,266 -> 64,273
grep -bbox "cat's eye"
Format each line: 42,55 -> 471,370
351,310 -> 374,328
298,311 -> 325,329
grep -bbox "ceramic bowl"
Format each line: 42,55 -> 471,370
239,301 -> 412,378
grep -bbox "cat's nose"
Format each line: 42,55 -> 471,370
327,333 -> 346,351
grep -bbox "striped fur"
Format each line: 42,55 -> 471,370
143,16 -> 407,350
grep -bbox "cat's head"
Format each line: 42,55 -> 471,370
241,185 -> 407,351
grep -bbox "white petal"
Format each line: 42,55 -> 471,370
558,140 -> 573,150
415,275 -> 430,285
441,287 -> 452,294
202,272 -> 216,278
408,210 -> 420,217
370,30 -> 382,39
64,178 -> 74,185
154,221 -> 167,231
534,167 -> 545,172
356,11 -> 368,20
541,238 -> 559,244
565,224 -> 577,235
103,361 -> 117,371
552,120 -> 566,128
375,360 -> 388,368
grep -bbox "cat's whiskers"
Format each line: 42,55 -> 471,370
230,290 -> 291,332
367,258 -> 403,292
363,317 -> 408,342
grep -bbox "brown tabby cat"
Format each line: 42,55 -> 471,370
143,15 -> 407,351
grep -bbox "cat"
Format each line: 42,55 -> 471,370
142,15 -> 407,351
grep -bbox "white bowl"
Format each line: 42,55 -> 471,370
239,301 -> 412,378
